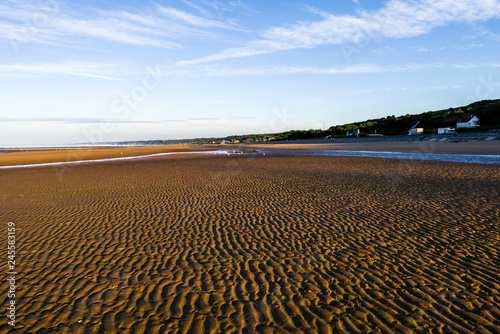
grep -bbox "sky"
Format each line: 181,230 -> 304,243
0,0 -> 500,145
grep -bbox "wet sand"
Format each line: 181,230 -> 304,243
1,154 -> 499,333
0,144 -> 198,167
242,141 -> 500,155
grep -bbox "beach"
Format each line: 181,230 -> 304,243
1,140 -> 498,168
1,150 -> 499,333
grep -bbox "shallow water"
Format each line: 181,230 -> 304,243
258,148 -> 500,165
0,150 -> 229,170
0,148 -> 499,170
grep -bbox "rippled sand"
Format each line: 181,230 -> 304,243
1,154 -> 499,333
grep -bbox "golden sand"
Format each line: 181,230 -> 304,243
0,144 -> 197,167
0,154 -> 499,333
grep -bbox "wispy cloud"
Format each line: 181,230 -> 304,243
0,117 -> 160,124
189,117 -> 220,121
179,0 -> 500,65
155,4 -> 242,31
362,84 -> 464,93
163,116 -> 256,127
415,43 -> 484,52
187,117 -> 252,127
0,62 -> 125,80
160,61 -> 495,77
0,0 -> 246,49
201,0 -> 257,18
181,0 -> 212,17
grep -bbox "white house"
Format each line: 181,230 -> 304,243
346,129 -> 361,136
408,128 -> 424,135
263,135 -> 275,141
438,127 -> 456,134
408,121 -> 423,135
456,116 -> 479,129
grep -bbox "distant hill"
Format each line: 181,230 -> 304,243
327,100 -> 500,135
275,99 -> 500,141
103,99 -> 500,145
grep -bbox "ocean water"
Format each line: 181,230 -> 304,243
267,148 -> 500,165
220,146 -> 500,165
0,144 -> 123,149
0,150 -> 229,170
0,148 -> 498,170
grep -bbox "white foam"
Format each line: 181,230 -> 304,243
1,148 -> 499,170
0,150 -> 232,170
277,149 -> 500,165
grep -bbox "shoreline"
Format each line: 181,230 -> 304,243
1,145 -> 499,169
0,144 -> 202,167
0,150 -> 238,170
0,141 -> 498,169
236,140 -> 500,155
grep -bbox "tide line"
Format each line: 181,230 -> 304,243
0,150 -> 232,170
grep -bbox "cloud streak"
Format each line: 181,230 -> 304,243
179,0 -> 500,65
0,0 -> 246,49
161,61 -> 496,77
155,4 -> 242,30
0,117 -> 160,124
0,62 -> 125,80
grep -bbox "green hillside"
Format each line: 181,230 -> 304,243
111,99 -> 500,145
278,99 -> 500,140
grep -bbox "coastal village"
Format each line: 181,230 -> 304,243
407,115 -> 480,136
207,99 -> 499,145
105,99 -> 499,146
215,113 -> 490,144
213,114 -> 492,145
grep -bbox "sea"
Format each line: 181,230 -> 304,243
0,147 -> 499,169
0,144 -> 123,149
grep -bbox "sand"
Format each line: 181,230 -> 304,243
242,141 -> 500,155
1,153 -> 499,333
0,144 -> 198,167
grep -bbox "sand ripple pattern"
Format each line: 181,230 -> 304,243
1,156 -> 499,333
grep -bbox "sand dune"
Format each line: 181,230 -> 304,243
1,154 -> 499,333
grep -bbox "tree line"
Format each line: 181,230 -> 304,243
274,99 -> 500,140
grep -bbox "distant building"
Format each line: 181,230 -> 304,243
245,138 -> 254,143
408,128 -> 424,135
221,140 -> 230,145
346,129 -> 361,137
457,115 -> 479,129
438,127 -> 456,134
367,130 -> 382,137
408,121 -> 423,135
263,135 -> 275,141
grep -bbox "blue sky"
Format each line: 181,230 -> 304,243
1,0 -> 499,145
